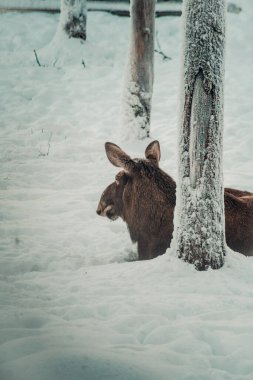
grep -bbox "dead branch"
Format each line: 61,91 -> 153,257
155,31 -> 171,61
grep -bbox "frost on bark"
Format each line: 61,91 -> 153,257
60,0 -> 87,40
174,0 -> 226,270
122,0 -> 155,140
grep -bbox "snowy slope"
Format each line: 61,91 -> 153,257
0,1 -> 253,379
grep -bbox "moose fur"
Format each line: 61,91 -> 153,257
97,141 -> 253,260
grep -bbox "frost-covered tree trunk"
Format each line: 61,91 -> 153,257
174,0 -> 226,270
60,0 -> 87,40
37,0 -> 87,66
122,0 -> 155,140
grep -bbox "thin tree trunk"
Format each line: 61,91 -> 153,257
174,0 -> 226,270
60,0 -> 87,40
122,0 -> 155,140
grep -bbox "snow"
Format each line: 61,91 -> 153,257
0,1 -> 253,379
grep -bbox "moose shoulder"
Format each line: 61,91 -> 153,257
97,141 -> 253,260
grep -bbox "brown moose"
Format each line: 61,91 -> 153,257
97,141 -> 253,260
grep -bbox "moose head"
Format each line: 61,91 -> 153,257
97,141 -> 176,260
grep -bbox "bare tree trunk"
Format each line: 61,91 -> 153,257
60,0 -> 87,40
122,0 -> 155,140
174,0 -> 226,270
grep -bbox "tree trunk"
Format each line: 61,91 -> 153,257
122,0 -> 155,140
60,0 -> 87,40
174,0 -> 226,270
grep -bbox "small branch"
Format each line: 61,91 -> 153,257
37,132 -> 53,158
154,49 -> 171,61
47,132 -> 53,156
34,49 -> 42,67
38,149 -> 45,158
53,57 -> 59,67
155,31 -> 171,61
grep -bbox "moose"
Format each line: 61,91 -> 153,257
97,140 -> 253,260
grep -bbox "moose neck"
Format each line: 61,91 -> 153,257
133,161 -> 176,207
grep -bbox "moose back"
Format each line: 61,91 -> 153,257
97,141 -> 253,260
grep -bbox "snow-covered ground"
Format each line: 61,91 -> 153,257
0,2 -> 253,379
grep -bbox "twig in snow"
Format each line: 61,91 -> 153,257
38,149 -> 45,158
37,132 -> 53,158
53,57 -> 59,67
34,49 -> 42,67
47,132 -> 53,156
82,59 -> 86,68
155,31 -> 171,61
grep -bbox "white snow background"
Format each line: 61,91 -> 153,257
0,1 -> 253,379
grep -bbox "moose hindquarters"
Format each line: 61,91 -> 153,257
224,195 -> 253,256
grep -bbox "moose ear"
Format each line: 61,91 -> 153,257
145,140 -> 161,164
105,142 -> 135,173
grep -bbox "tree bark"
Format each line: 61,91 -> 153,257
60,0 -> 87,40
122,0 -> 155,140
174,0 -> 226,270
